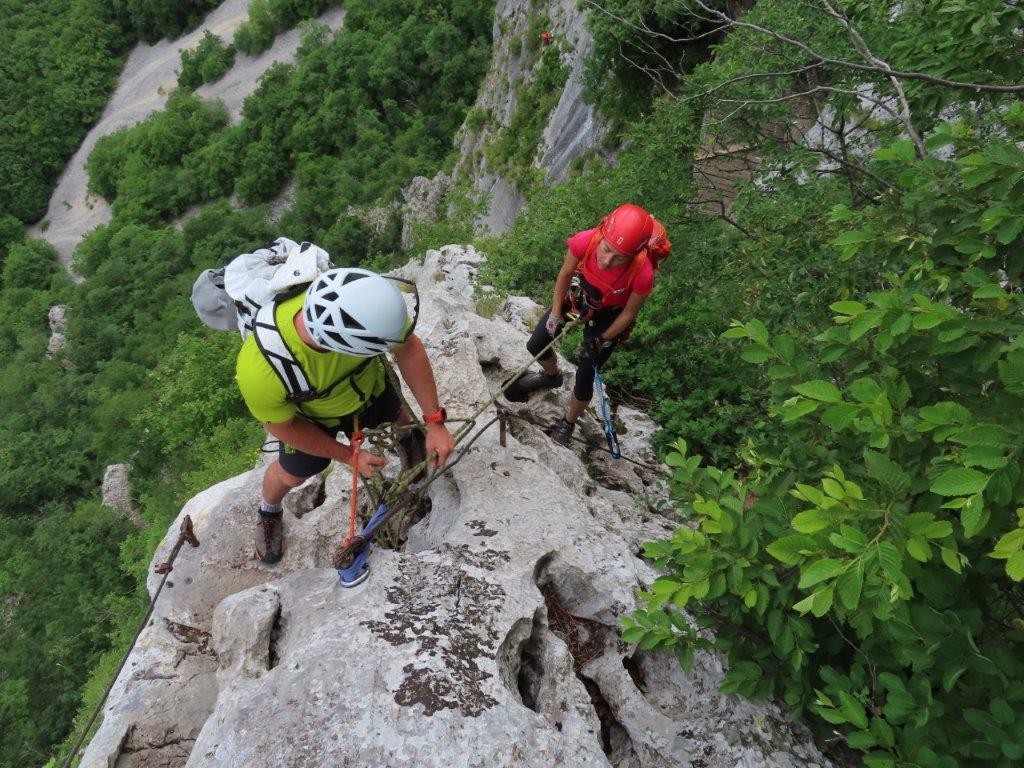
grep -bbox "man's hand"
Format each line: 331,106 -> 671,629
425,424 -> 455,467
349,450 -> 387,478
545,313 -> 564,337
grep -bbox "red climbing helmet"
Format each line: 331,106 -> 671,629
600,203 -> 654,256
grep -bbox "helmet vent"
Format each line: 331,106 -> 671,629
342,272 -> 367,286
320,290 -> 339,302
340,309 -> 364,330
323,329 -> 346,346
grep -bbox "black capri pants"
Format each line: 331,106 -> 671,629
527,308 -> 619,402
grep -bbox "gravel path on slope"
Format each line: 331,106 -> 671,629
28,1 -> 346,280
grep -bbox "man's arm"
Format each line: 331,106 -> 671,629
263,417 -> 386,477
391,333 -> 455,465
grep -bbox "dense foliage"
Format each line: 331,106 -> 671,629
0,0 -> 126,223
233,0 -> 334,54
583,1 -> 1024,766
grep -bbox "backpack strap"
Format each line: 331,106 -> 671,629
251,302 -> 378,410
252,304 -> 315,397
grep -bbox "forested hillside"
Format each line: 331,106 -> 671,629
1,1 -> 1023,766
0,1 -> 492,764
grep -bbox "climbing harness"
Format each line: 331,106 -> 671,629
61,517 -> 200,768
593,366 -> 621,459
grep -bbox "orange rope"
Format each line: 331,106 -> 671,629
345,415 -> 362,545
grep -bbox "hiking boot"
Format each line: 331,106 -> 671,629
505,370 -> 563,402
398,428 -> 428,483
255,510 -> 284,564
549,418 -> 576,447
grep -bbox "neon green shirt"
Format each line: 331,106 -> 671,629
235,293 -> 386,425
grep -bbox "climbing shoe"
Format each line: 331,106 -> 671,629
504,370 -> 564,402
549,418 -> 576,447
398,428 -> 428,483
255,510 -> 284,564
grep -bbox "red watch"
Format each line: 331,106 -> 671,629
423,407 -> 447,425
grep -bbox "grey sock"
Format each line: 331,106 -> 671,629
259,500 -> 283,515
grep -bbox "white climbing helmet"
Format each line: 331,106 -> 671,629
302,268 -> 412,356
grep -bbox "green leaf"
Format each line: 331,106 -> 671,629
963,445 -> 1008,470
913,312 -> 945,330
951,425 -> 1012,448
741,344 -> 772,363
838,690 -> 870,730
990,698 -> 1015,724
745,319 -> 769,345
1003,742 -> 1024,761
766,534 -> 818,565
836,565 -> 864,610
830,525 -> 868,553
792,510 -> 830,534
792,380 -> 842,403
973,284 -> 1008,299
834,230 -> 873,246
961,494 -> 988,538
811,586 -> 834,617
942,666 -> 966,692
849,378 -> 883,403
998,351 -> 1024,396
997,216 -> 1024,245
822,478 -> 845,499
620,627 -> 647,644
798,558 -> 844,589
821,403 -> 860,430
930,467 -> 989,497
877,542 -> 903,581
941,546 -> 963,574
875,140 -> 916,163
1006,551 -> 1024,581
863,450 -> 911,496
778,399 -> 819,422
906,536 -> 930,563
830,300 -> 866,315
849,310 -> 884,341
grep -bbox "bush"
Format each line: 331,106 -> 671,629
178,31 -> 235,89
627,130 -> 1024,767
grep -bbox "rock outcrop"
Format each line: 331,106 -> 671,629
102,463 -> 144,528
46,304 -> 68,357
80,246 -> 832,768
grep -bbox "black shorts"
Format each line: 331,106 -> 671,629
278,379 -> 403,478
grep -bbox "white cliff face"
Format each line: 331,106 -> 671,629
450,0 -> 610,234
80,246 -> 832,768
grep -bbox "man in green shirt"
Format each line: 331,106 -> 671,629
236,267 -> 455,564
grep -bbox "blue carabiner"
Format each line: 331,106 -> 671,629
593,367 -> 621,460
338,503 -> 391,588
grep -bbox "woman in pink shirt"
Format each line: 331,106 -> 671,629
508,203 -> 660,446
